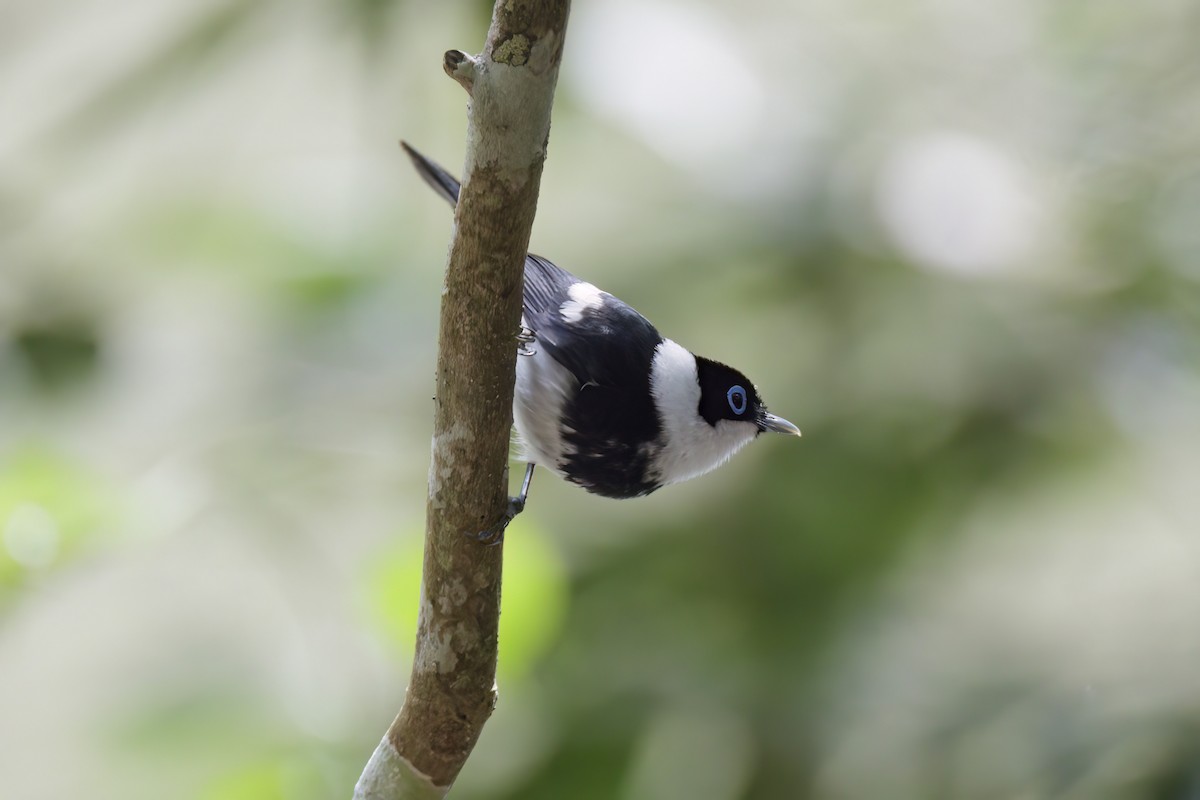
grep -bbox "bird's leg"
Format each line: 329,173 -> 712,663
517,325 -> 537,357
475,463 -> 536,545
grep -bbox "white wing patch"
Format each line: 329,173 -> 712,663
559,281 -> 606,323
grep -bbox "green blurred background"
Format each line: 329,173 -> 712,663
3,0 -> 1199,798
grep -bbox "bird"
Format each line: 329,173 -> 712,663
402,143 -> 800,541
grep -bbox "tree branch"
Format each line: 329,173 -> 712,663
353,2 -> 571,798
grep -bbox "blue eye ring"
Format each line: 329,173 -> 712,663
727,385 -> 748,415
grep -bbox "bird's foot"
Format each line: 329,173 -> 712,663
473,494 -> 526,546
517,326 -> 537,357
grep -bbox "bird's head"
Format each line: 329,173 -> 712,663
649,342 -> 800,487
695,356 -> 801,438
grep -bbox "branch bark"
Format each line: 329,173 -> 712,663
354,2 -> 570,798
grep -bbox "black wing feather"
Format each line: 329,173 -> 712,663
522,253 -> 579,334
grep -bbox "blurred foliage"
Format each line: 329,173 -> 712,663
368,518 -> 567,681
12,320 -> 101,392
0,447 -> 120,595
2,0 -> 1200,799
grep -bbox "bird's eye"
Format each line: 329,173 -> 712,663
727,385 -> 748,415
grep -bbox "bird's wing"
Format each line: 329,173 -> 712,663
523,253 -> 662,392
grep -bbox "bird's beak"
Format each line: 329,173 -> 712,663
759,413 -> 801,437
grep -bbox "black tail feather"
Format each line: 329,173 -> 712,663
400,141 -> 462,208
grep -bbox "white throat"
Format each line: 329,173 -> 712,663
648,339 -> 758,486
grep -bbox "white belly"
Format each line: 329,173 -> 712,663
512,323 -> 576,477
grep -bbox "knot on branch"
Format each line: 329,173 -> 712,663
444,49 -> 479,94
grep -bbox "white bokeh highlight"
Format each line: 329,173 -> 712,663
568,1 -> 766,168
877,132 -> 1039,278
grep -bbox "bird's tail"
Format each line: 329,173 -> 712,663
400,141 -> 461,208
